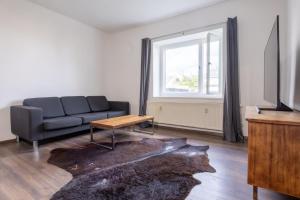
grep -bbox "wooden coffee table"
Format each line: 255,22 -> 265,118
90,115 -> 154,150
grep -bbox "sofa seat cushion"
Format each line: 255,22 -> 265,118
87,96 -> 110,112
43,116 -> 82,130
61,96 -> 91,115
73,112 -> 107,124
107,111 -> 127,118
23,97 -> 65,118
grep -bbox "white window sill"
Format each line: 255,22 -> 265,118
148,96 -> 224,104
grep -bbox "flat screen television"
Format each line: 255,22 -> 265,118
258,15 -> 293,113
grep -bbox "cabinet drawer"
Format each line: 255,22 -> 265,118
247,122 -> 300,197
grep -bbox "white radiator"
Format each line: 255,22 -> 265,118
147,101 -> 223,134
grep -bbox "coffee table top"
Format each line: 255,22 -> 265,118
90,115 -> 154,129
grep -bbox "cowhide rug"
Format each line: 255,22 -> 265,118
48,138 -> 215,200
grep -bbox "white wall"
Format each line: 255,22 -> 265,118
287,0 -> 300,110
0,0 -> 106,141
103,0 -> 288,135
0,0 -> 290,141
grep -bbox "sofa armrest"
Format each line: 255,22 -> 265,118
10,106 -> 43,141
108,101 -> 130,115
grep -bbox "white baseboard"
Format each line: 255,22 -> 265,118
155,122 -> 223,136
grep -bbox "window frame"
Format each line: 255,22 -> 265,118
152,23 -> 227,100
205,32 -> 224,96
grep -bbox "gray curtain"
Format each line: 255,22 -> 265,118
223,17 -> 244,142
139,38 -> 151,120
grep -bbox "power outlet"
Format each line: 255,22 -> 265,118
204,108 -> 209,114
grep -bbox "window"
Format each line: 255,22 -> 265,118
152,25 -> 225,98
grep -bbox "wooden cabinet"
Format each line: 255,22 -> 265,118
245,107 -> 300,199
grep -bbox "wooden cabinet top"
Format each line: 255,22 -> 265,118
245,106 -> 300,126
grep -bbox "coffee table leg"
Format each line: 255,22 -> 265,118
90,126 -> 94,142
152,118 -> 155,134
89,128 -> 114,150
111,128 -> 115,150
132,119 -> 155,135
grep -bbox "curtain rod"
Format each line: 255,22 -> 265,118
150,21 -> 227,41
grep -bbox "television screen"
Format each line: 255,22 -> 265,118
264,16 -> 279,106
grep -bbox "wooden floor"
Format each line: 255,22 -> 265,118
0,127 -> 298,200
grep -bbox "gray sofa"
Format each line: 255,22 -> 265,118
10,96 -> 130,149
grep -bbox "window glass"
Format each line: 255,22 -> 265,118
164,44 -> 199,93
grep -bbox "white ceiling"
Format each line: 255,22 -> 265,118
28,0 -> 226,32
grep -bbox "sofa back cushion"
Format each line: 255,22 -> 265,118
86,96 -> 110,112
61,96 -> 91,115
23,97 -> 65,118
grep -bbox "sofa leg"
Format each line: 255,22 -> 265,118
33,141 -> 38,151
16,136 -> 20,143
